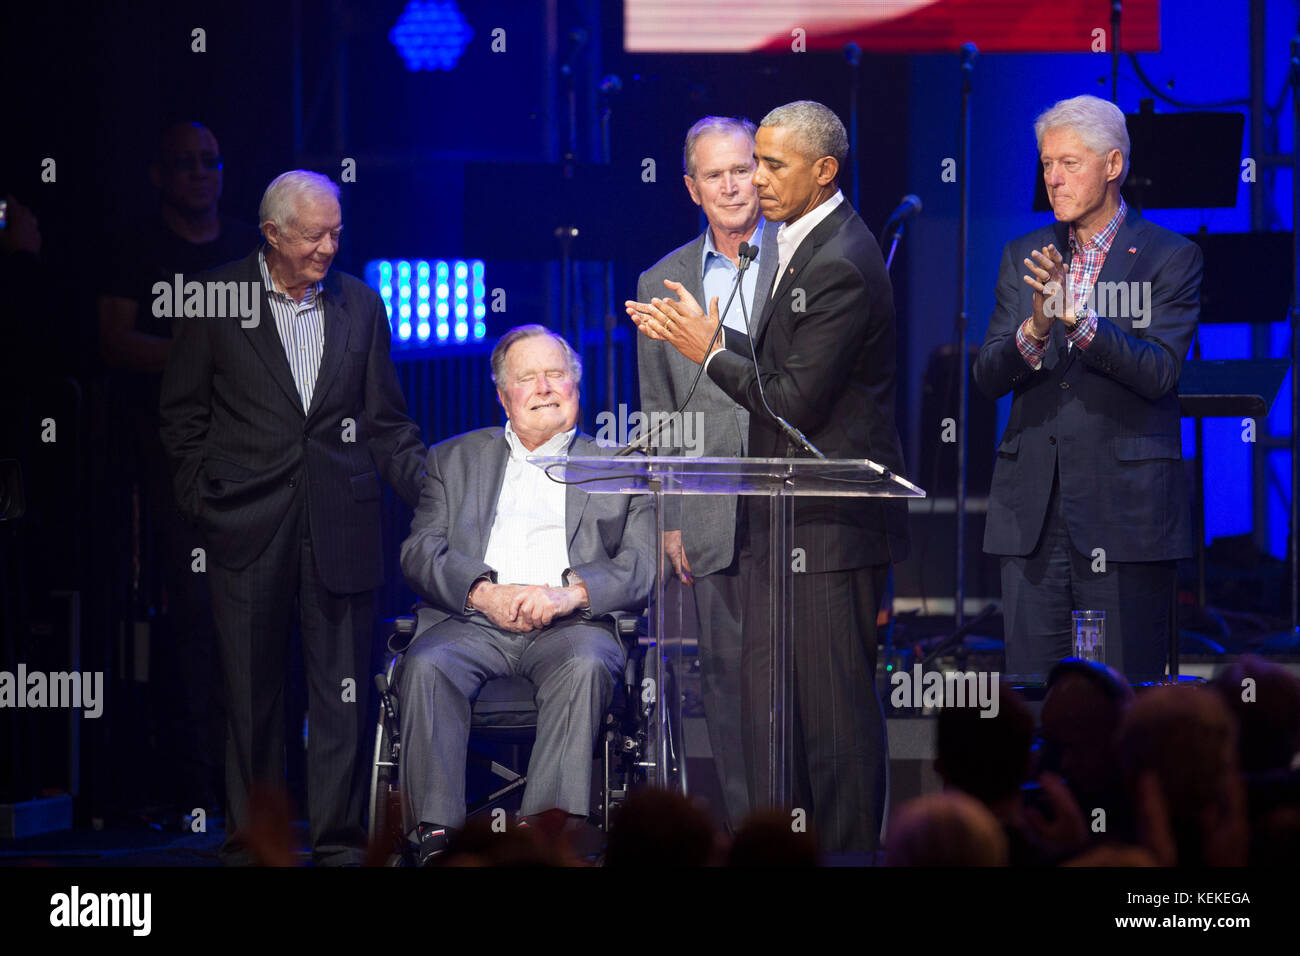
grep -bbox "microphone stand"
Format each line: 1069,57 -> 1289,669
884,217 -> 907,273
844,43 -> 862,211
954,43 -> 976,628
1110,1 -> 1122,104
616,247 -> 755,456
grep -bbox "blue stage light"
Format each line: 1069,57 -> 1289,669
390,1 -> 474,72
366,257 -> 488,349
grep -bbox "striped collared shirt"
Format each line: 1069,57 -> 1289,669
258,248 -> 325,413
482,423 -> 576,587
1017,198 -> 1127,368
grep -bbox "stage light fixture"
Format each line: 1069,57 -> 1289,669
389,0 -> 473,72
366,258 -> 488,350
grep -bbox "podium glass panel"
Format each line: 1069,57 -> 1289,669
530,455 -> 925,806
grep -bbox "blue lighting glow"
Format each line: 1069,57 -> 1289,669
366,258 -> 489,349
390,1 -> 473,72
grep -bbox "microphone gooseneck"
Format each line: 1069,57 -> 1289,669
615,241 -> 758,457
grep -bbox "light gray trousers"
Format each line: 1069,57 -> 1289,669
397,611 -> 625,832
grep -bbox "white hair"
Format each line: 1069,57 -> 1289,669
258,170 -> 340,237
759,100 -> 849,166
490,324 -> 583,388
1034,95 -> 1130,186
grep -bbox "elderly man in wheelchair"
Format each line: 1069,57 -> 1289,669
382,325 -> 655,865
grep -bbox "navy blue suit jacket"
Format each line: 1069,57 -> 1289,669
973,213 -> 1202,563
159,249 -> 426,593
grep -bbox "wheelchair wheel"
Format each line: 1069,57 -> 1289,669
368,709 -> 415,865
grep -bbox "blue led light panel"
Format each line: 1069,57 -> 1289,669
365,258 -> 487,347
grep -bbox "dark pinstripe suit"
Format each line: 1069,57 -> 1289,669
705,201 -> 909,853
160,249 -> 425,864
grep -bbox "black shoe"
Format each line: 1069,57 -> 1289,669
417,822 -> 451,866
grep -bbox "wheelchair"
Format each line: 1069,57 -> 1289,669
368,610 -> 680,864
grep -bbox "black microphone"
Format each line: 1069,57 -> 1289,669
884,194 -> 922,229
616,242 -> 759,457
960,41 -> 978,72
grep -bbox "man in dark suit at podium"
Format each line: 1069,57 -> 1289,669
628,100 -> 909,853
974,95 -> 1202,683
160,170 -> 427,864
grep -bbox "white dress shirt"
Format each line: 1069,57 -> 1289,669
481,423 -> 575,587
772,189 -> 844,298
701,218 -> 767,333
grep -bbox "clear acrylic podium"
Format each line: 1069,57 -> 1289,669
530,455 -> 926,807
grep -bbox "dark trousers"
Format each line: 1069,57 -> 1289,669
739,510 -> 889,853
691,561 -> 751,831
1001,471 -> 1177,684
208,492 -> 373,865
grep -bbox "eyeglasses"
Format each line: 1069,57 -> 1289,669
161,153 -> 224,173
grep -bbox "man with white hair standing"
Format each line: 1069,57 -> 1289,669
160,170 -> 426,865
974,95 -> 1203,684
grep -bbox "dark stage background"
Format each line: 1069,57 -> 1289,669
1,0 -> 1296,830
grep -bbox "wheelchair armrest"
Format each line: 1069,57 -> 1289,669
386,615 -> 419,655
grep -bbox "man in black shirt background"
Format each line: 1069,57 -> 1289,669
97,121 -> 251,823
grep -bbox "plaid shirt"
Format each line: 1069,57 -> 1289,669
1017,198 -> 1128,368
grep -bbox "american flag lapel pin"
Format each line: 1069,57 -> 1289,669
1128,246 -> 1137,254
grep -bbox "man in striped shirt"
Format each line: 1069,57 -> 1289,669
975,95 -> 1202,685
160,171 -> 427,865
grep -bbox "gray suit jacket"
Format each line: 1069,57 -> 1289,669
400,427 -> 656,630
635,221 -> 779,576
